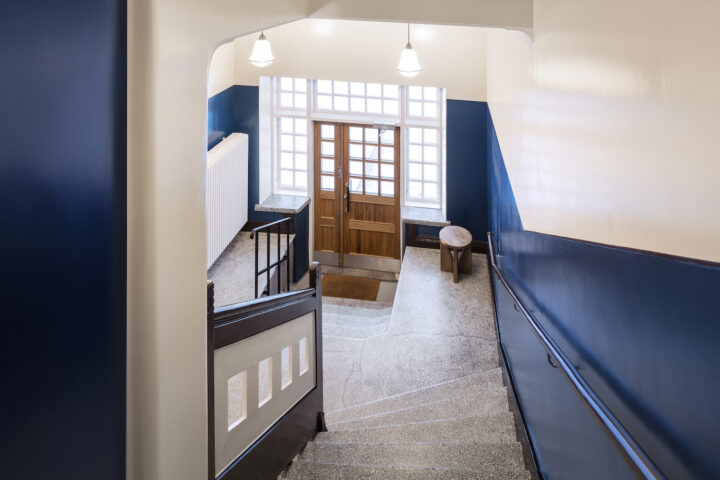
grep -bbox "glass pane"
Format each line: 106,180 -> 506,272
281,92 -> 294,107
317,95 -> 332,110
281,346 -> 292,390
367,98 -> 382,114
280,77 -> 294,91
295,135 -> 307,153
281,135 -> 293,151
333,81 -> 349,95
424,101 -> 438,118
321,158 -> 334,174
364,128 -> 378,143
409,101 -> 423,117
424,182 -> 438,199
409,163 -> 422,180
321,175 -> 334,191
321,141 -> 335,156
350,97 -> 365,112
409,180 -> 422,198
350,82 -> 365,96
367,83 -> 382,97
349,177 -> 363,193
424,164 -> 437,181
424,128 -> 438,144
365,162 -> 378,178
258,357 -> 272,407
408,127 -> 422,144
380,163 -> 394,179
365,179 -> 378,195
349,144 -> 363,159
294,118 -> 307,135
294,78 -> 306,92
383,100 -> 398,115
349,127 -> 363,142
280,152 -> 293,169
349,161 -> 363,176
365,145 -> 378,160
321,124 -> 335,140
423,145 -> 437,163
280,117 -> 294,133
295,171 -> 307,188
334,96 -> 349,111
409,86 -> 423,100
409,145 -> 422,162
383,84 -> 399,98
280,170 -> 293,186
380,129 -> 395,145
424,86 -> 437,100
317,80 -> 332,94
381,146 -> 394,162
294,93 -> 306,108
295,153 -> 307,171
381,181 -> 394,197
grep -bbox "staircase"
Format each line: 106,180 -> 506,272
280,248 -> 532,479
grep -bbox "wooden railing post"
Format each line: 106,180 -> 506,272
309,262 -> 326,431
207,281 -> 215,480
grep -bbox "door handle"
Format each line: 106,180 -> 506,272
346,182 -> 350,213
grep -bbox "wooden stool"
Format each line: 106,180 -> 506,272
439,226 -> 472,283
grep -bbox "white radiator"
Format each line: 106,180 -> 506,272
207,133 -> 248,269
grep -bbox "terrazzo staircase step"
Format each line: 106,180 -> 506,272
325,369 -> 503,424
299,441 -> 526,472
323,322 -> 390,340
328,389 -> 509,430
283,462 -> 531,480
322,312 -> 392,329
316,413 -> 518,444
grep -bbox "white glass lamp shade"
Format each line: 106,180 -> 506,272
397,43 -> 421,78
249,32 -> 274,67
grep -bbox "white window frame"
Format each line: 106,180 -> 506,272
262,76 -> 446,212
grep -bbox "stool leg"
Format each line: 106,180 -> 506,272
460,246 -> 472,274
440,242 -> 453,272
452,248 -> 458,283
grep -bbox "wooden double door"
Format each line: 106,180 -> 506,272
313,122 -> 401,271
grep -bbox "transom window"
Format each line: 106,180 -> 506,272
264,77 -> 445,209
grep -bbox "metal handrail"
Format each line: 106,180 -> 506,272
487,232 -> 666,480
252,217 -> 292,298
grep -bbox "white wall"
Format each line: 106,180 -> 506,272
486,0 -> 720,263
208,41 -> 236,98
229,19 -> 487,101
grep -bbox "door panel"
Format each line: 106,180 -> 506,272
341,124 -> 401,263
313,122 -> 340,264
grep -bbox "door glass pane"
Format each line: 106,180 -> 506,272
349,127 -> 363,142
321,141 -> 335,156
380,163 -> 394,179
365,145 -> 378,160
381,181 -> 394,197
349,144 -> 363,159
321,158 -> 334,173
321,175 -> 334,191
380,130 -> 395,145
380,147 -> 394,162
364,162 -> 378,178
364,128 -> 378,143
365,179 -> 379,195
321,124 -> 335,139
349,178 -> 363,193
349,161 -> 363,176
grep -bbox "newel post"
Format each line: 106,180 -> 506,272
309,262 -> 326,431
207,281 -> 215,480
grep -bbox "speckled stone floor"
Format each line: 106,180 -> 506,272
281,247 -> 531,479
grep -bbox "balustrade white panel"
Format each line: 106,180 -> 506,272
214,312 -> 316,476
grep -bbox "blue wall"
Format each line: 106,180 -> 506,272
487,110 -> 720,479
0,1 -> 126,478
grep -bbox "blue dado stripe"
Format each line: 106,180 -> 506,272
487,108 -> 720,479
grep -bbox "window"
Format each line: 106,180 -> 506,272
264,77 -> 445,209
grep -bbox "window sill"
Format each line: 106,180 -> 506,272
401,206 -> 450,227
255,194 -> 310,214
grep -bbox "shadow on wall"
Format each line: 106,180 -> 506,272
487,108 -> 720,479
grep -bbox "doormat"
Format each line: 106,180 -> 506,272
322,274 -> 381,301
